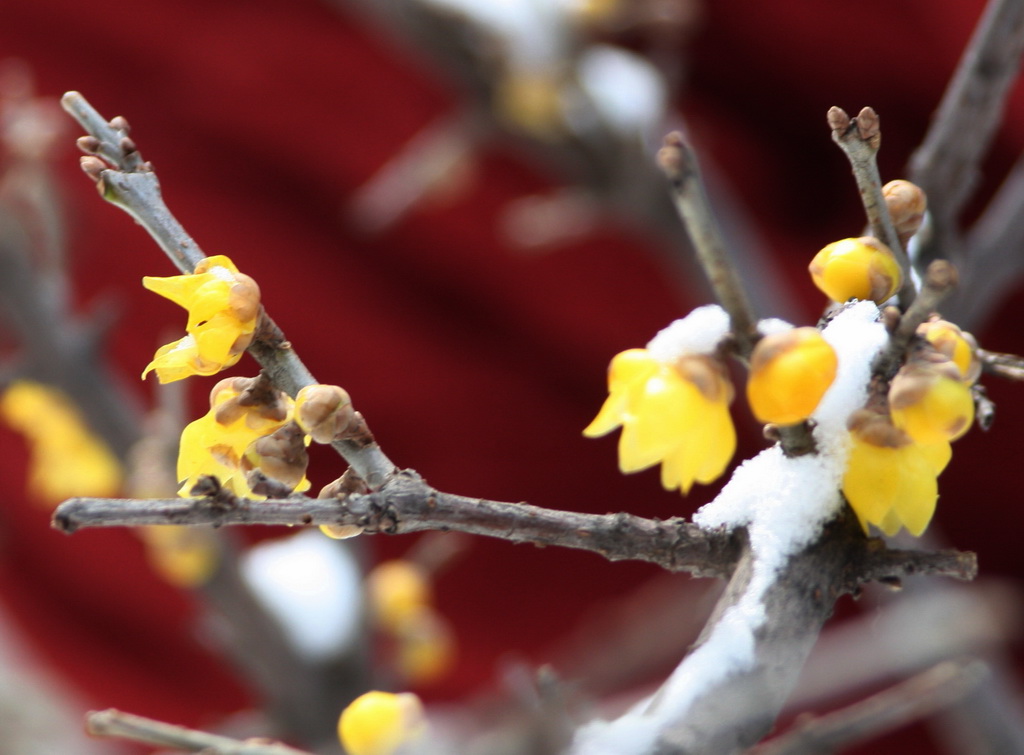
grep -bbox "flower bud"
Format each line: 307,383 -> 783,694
338,691 -> 426,755
368,560 -> 431,630
295,384 -> 355,443
241,422 -> 309,491
882,180 -> 927,238
809,237 -> 902,303
916,319 -> 980,384
746,327 -> 837,425
889,362 -> 974,443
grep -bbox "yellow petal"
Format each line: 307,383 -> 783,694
142,335 -> 201,383
627,372 -> 700,466
338,691 -> 425,755
746,328 -> 837,425
142,272 -> 212,310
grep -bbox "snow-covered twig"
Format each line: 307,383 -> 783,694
86,708 -> 314,754
60,91 -> 397,489
827,106 -> 916,310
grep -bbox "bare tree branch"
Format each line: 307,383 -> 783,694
85,708 -> 314,754
657,131 -> 759,357
60,91 -> 396,489
872,259 -> 959,379
827,106 -> 916,310
646,512 -> 975,755
910,0 -> 1024,267
749,661 -> 989,755
53,473 -> 976,587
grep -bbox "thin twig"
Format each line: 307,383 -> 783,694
60,91 -> 396,489
872,259 -> 959,379
53,473 -> 977,584
909,0 -> 1024,267
979,347 -> 1024,380
85,708 -> 313,754
657,131 -> 759,357
749,661 -> 989,755
827,106 -> 916,310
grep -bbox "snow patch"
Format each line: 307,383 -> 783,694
241,530 -> 363,661
646,305 -> 730,362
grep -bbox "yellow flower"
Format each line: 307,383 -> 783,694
1,380 -> 122,504
809,237 -> 902,304
917,319 -> 980,384
889,362 -> 974,444
368,560 -> 432,631
142,255 -> 260,383
585,348 -> 736,494
177,377 -> 296,498
842,410 -> 951,536
746,327 -> 837,425
338,691 -> 426,755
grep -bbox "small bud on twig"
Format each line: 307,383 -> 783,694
80,155 -> 107,181
76,135 -> 100,154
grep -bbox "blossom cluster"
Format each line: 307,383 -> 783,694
177,376 -> 309,499
142,255 -> 260,383
586,180 -> 981,537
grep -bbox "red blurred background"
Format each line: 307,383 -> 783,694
0,1 -> 1021,752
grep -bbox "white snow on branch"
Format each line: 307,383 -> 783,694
572,301 -> 887,755
646,304 -> 731,361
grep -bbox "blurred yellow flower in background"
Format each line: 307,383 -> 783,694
0,380 -> 122,504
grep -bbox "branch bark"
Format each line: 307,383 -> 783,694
53,473 -> 976,588
827,106 -> 916,310
85,708 -> 313,754
909,0 -> 1024,268
647,512 -> 976,755
749,661 -> 989,755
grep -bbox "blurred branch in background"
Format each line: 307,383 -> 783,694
0,72 -> 371,752
334,0 -> 802,323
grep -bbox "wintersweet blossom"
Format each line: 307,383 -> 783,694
177,377 -> 305,499
746,327 -> 838,425
141,255 -> 260,383
889,362 -> 975,444
367,560 -> 455,683
584,306 -> 735,494
842,410 -> 951,536
808,237 -> 902,304
1,380 -> 122,504
338,691 -> 426,755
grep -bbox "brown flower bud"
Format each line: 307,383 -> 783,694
915,319 -> 980,384
883,180 -> 927,238
295,384 -> 356,443
228,273 -> 261,324
242,422 -> 308,490
847,408 -> 911,449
